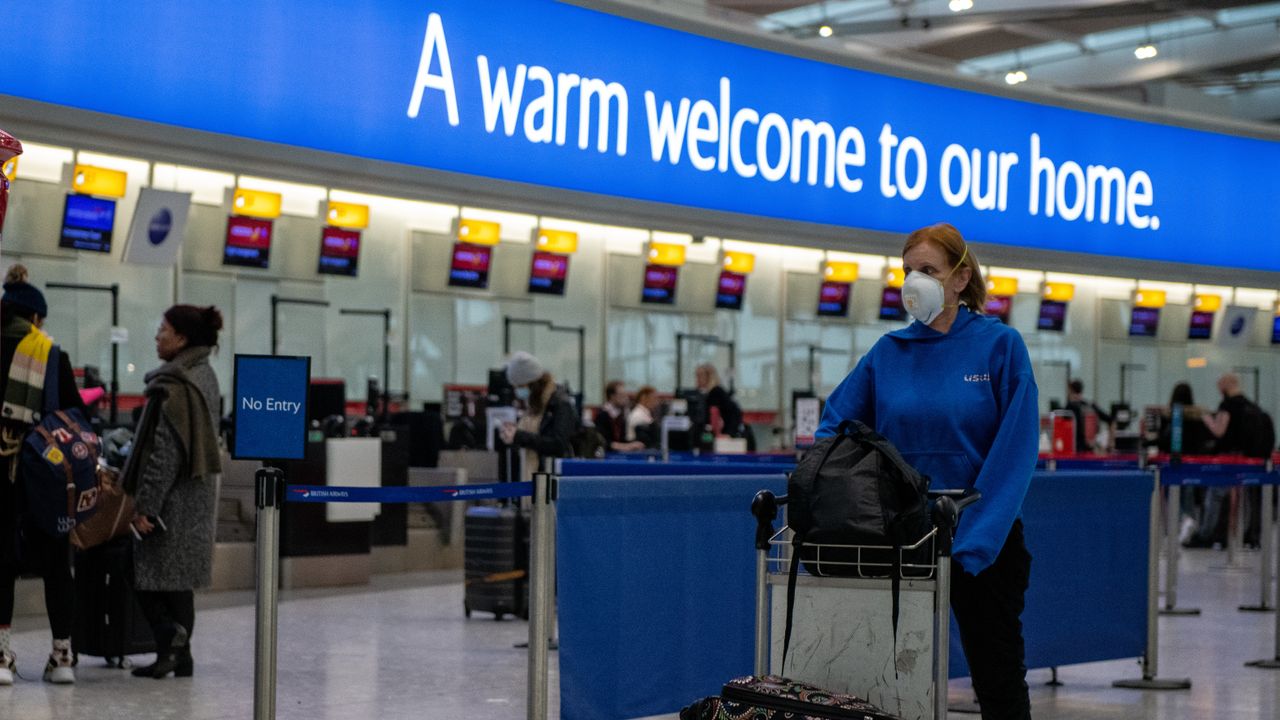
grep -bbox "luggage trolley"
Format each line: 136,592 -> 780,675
750,489 -> 978,720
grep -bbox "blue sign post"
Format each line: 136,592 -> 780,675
232,354 -> 310,461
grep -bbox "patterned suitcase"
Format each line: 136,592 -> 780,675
681,675 -> 903,720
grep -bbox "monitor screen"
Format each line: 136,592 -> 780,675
223,216 -> 273,268
715,270 -> 746,310
641,264 -> 678,304
817,281 -> 851,317
317,226 -> 360,276
985,295 -> 1013,324
1037,299 -> 1068,332
1129,307 -> 1160,337
528,251 -> 569,295
448,242 -> 492,289
1272,316 -> 1280,345
59,194 -> 115,253
879,286 -> 907,321
1188,310 -> 1214,340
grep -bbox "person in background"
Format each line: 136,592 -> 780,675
498,352 -> 577,471
817,223 -> 1039,720
126,305 -> 224,679
1065,379 -> 1111,452
695,363 -> 743,439
1197,372 -> 1270,548
627,385 -> 661,448
0,265 -> 84,685
593,381 -> 644,453
1158,383 -> 1214,545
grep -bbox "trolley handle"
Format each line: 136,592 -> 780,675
930,488 -> 981,534
751,490 -> 787,551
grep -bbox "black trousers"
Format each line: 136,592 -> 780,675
951,519 -> 1032,720
0,527 -> 76,639
135,590 -> 195,648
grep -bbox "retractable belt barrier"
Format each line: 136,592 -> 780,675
283,482 -> 534,504
252,472 -> 553,720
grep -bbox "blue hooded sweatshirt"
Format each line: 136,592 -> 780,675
816,306 -> 1039,576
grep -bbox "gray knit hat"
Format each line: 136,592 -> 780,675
505,351 -> 544,387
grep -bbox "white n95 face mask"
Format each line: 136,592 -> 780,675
514,386 -> 531,402
901,271 -> 946,325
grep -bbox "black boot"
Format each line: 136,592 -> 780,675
148,623 -> 191,679
132,624 -> 171,678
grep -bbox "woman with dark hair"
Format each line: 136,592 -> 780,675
1160,382 -> 1216,546
818,223 -> 1039,720
0,265 -> 84,684
126,304 -> 224,678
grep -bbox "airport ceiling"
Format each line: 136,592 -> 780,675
683,1 -> 1280,124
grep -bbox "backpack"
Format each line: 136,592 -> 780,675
18,346 -> 102,537
782,420 -> 931,673
1240,401 -> 1276,460
787,420 -> 931,574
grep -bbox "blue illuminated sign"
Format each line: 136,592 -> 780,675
4,1 -> 1279,270
233,355 -> 310,460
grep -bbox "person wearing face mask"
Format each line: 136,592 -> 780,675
498,352 -> 577,471
817,223 -> 1039,720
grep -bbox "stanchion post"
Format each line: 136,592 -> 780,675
754,547 -> 768,676
526,471 -> 552,720
1245,478 -> 1280,669
1114,469 -> 1192,690
1161,483 -> 1200,616
934,554 -> 952,720
1241,481 -> 1275,613
254,466 -> 285,720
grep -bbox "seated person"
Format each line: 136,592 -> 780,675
593,380 -> 644,453
626,385 -> 661,449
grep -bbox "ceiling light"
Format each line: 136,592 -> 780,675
818,25 -> 833,38
1134,44 -> 1158,60
949,0 -> 974,12
1005,69 -> 1028,85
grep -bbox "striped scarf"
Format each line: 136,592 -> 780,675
2,320 -> 53,424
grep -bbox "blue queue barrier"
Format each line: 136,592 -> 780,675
556,473 -> 788,720
559,458 -> 792,477
556,470 -> 1152,719
947,470 -> 1150,678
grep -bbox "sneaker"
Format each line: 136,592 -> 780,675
1178,516 -> 1197,545
43,652 -> 74,684
0,651 -> 14,686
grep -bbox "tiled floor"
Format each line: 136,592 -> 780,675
2,550 -> 1278,719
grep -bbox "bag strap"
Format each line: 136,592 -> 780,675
53,409 -> 85,438
781,531 -> 803,676
890,543 -> 902,680
34,424 -> 77,531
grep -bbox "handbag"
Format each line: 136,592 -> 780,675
69,466 -> 135,551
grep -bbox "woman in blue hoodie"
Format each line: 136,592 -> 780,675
817,223 -> 1039,720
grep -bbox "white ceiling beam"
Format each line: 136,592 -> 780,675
1228,83 -> 1280,121
1019,23 -> 1280,88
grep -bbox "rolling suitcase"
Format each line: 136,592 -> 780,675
463,505 -> 528,620
73,536 -> 155,666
